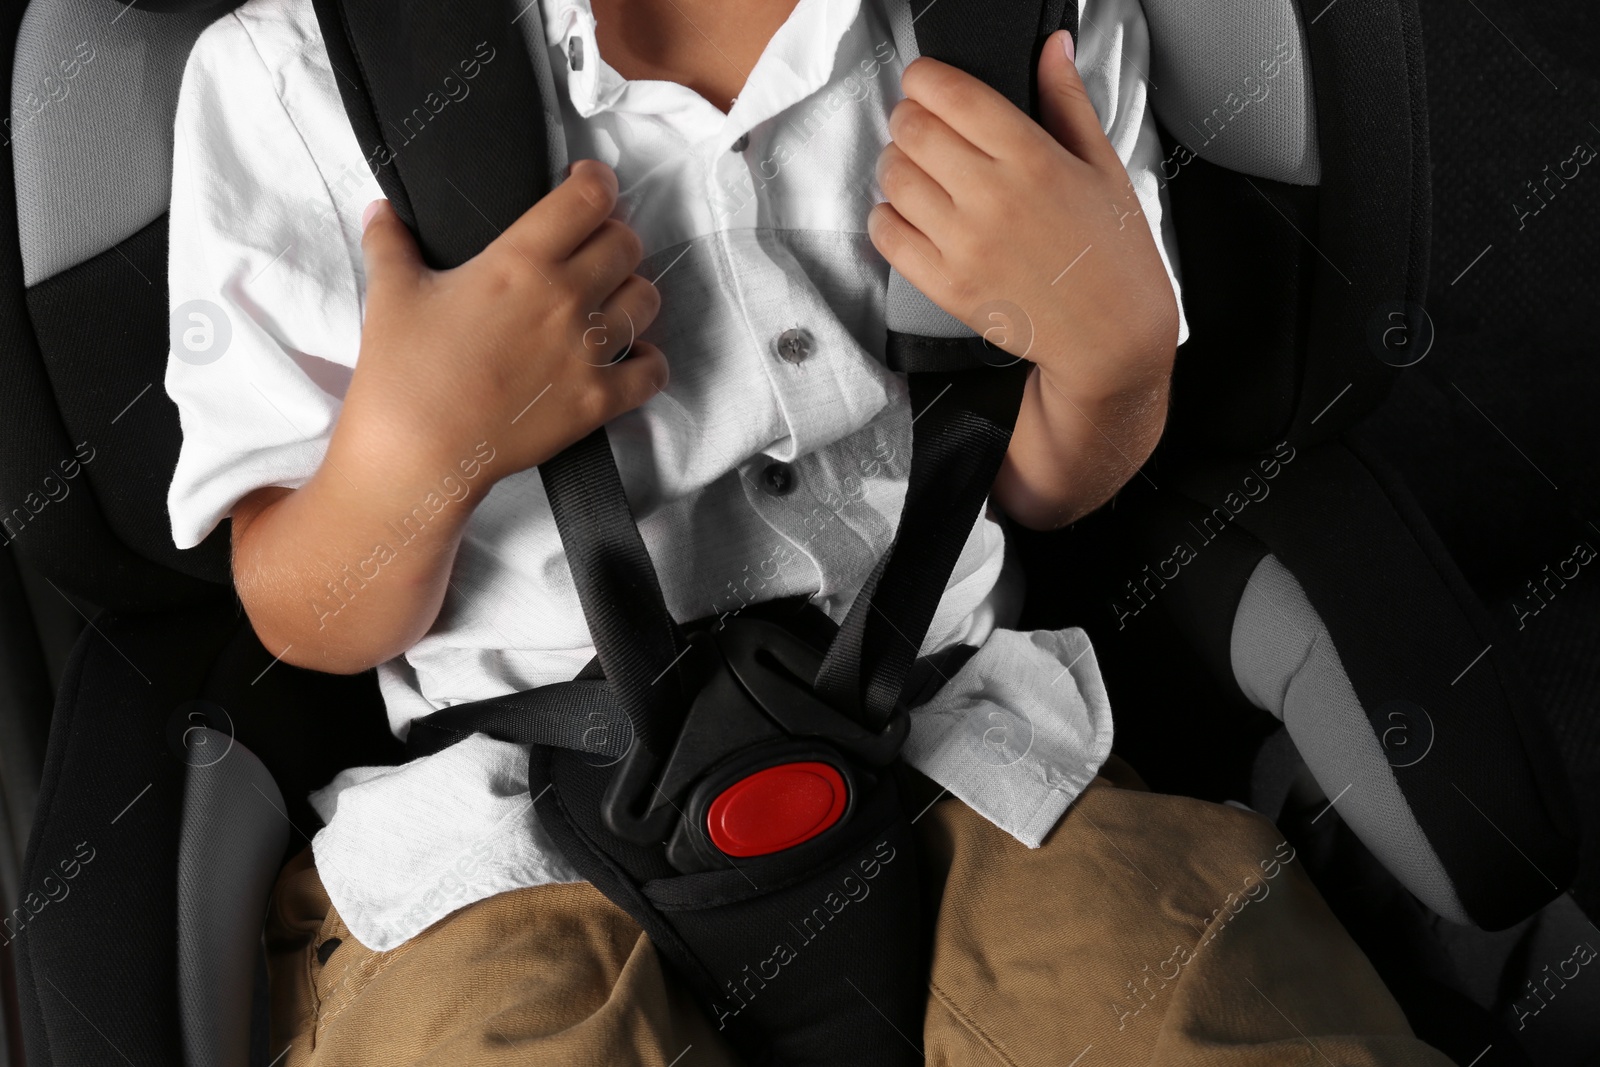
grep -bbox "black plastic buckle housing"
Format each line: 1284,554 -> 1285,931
600,615 -> 908,871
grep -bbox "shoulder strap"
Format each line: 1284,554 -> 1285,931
311,0 -> 1074,744
815,0 -> 1080,722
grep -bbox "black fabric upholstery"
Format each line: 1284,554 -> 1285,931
0,209 -> 225,611
14,595 -> 400,1067
1156,0 -> 1431,456
1283,0 -> 1431,447
1119,486 -> 1271,702
197,613 -> 404,853
1160,156 -> 1317,456
1177,439 -> 1578,928
25,219 -> 232,589
15,601 -> 231,1067
1360,0 -> 1600,925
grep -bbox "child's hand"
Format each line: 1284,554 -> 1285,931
342,159 -> 668,484
870,31 -> 1179,530
870,31 -> 1178,403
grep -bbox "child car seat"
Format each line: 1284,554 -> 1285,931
0,0 -> 1580,1061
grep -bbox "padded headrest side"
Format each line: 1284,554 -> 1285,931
4,0 -> 242,606
1142,0 -> 1320,185
176,730 -> 289,1067
12,0 -> 242,287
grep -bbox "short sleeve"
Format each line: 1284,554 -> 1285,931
164,4 -> 378,550
1075,0 -> 1189,346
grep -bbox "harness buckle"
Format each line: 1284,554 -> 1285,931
599,615 -> 909,872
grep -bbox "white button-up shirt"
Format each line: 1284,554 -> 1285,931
165,0 -> 1185,950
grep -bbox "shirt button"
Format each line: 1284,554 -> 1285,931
730,132 -> 750,153
774,327 -> 813,364
761,462 -> 797,496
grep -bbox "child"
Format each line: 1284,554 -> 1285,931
164,0 -> 1453,1061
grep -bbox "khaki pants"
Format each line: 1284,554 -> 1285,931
266,756 -> 1453,1066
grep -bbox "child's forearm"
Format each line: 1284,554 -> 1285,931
231,431 -> 497,676
992,361 -> 1170,531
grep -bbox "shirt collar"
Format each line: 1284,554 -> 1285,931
540,0 -> 866,147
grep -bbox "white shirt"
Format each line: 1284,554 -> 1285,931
165,0 -> 1185,950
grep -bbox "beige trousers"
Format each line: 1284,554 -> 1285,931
266,755 -> 1454,1066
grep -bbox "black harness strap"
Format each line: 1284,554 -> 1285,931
813,359 -> 1028,724
538,429 -> 694,759
315,0 -> 1074,751
812,0 -> 1077,722
312,0 -> 696,758
310,0 -> 1078,1061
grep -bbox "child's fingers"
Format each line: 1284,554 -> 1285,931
497,158 -> 620,264
866,201 -> 946,292
589,339 -> 669,420
593,274 -> 662,344
1036,29 -> 1118,169
876,141 -> 955,244
887,98 -> 992,191
568,218 -> 645,303
359,199 -> 425,294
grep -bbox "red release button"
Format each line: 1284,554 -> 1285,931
706,761 -> 849,857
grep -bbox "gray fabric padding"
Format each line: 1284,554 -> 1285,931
1141,0 -> 1320,184
12,0 -> 238,287
879,0 -> 978,338
884,268 -> 976,337
1231,555 -> 1471,924
177,730 -> 290,1067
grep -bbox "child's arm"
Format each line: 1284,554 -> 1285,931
871,27 -> 1180,531
233,162 -> 668,675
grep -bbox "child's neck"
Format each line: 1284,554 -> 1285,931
589,0 -> 802,115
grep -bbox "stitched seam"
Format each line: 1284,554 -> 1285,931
314,934 -> 418,1041
929,979 -> 1023,1067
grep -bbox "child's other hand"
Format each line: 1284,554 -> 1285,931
870,31 -> 1178,404
343,159 -> 668,487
